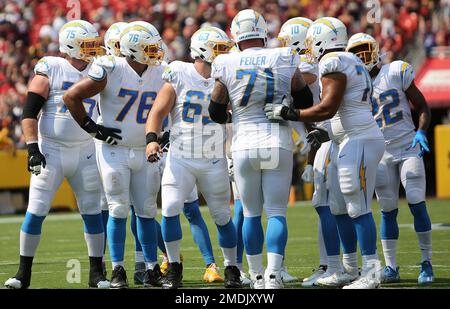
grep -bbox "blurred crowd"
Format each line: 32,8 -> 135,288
1,0 -> 449,150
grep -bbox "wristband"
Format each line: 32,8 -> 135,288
146,132 -> 158,145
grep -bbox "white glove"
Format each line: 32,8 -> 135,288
264,104 -> 285,121
301,164 -> 314,183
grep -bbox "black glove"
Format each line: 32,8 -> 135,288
82,116 -> 122,145
306,126 -> 330,147
27,142 -> 46,175
158,130 -> 170,152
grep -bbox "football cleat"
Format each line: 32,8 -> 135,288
240,271 -> 252,286
265,272 -> 284,289
133,262 -> 146,285
4,277 -> 27,289
381,266 -> 400,283
224,265 -> 242,288
250,274 -> 265,289
162,262 -> 183,289
343,276 -> 380,289
110,265 -> 128,289
144,264 -> 164,287
316,271 -> 358,287
280,265 -> 297,283
418,261 -> 434,285
203,263 -> 224,283
89,271 -> 110,289
160,255 -> 169,275
301,265 -> 327,287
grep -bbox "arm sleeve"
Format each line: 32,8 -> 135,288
88,55 -> 116,81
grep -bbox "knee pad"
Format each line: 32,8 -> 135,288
103,170 -> 125,196
210,206 -> 231,226
406,188 -> 425,205
161,186 -> 184,218
109,204 -> 130,219
338,166 -> 358,196
82,166 -> 100,192
134,198 -> 157,219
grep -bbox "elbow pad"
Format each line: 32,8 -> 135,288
208,100 -> 229,124
22,92 -> 46,120
292,86 -> 313,109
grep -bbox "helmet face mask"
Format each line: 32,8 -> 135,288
346,33 -> 380,71
304,17 -> 348,63
120,21 -> 165,66
277,17 -> 313,55
59,20 -> 104,62
105,22 -> 128,56
190,27 -> 233,63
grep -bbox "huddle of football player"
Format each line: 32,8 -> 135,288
4,7 -> 433,290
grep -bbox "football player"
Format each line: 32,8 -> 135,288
210,9 -> 313,289
64,21 -> 166,289
145,27 -> 241,289
278,17 -> 341,287
266,17 -> 385,289
5,20 -> 108,289
347,33 -> 433,285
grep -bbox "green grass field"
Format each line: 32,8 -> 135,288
1,199 -> 449,289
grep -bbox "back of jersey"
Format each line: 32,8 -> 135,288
37,56 -> 99,146
212,47 -> 299,151
318,52 -> 382,143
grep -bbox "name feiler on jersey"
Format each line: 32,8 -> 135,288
318,52 -> 383,143
88,55 -> 166,148
35,56 -> 99,146
163,61 -> 226,158
212,47 -> 299,152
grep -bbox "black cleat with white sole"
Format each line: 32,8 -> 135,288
162,262 -> 183,289
110,265 -> 128,289
224,265 -> 242,288
144,264 -> 164,287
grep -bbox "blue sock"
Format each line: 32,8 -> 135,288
107,216 -> 127,262
155,220 -> 166,253
130,206 -> 142,252
161,215 -> 182,242
136,216 -> 157,263
409,202 -> 432,232
381,209 -> 399,240
232,199 -> 244,264
335,214 -> 357,254
352,213 -> 377,256
316,206 -> 340,256
81,213 -> 104,234
21,212 -> 45,235
101,210 -> 109,254
217,219 -> 237,248
183,200 -> 215,265
266,216 -> 288,255
243,216 -> 264,255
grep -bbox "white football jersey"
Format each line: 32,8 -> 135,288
371,61 -> 416,144
35,56 -> 99,146
212,47 -> 299,152
163,61 -> 225,158
318,52 -> 383,143
88,55 -> 167,148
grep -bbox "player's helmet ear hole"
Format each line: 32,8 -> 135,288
315,42 -> 322,46
130,48 -> 137,53
200,48 -> 206,52
293,42 -> 299,46
67,45 -> 74,49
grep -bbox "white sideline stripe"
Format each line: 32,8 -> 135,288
399,223 -> 450,230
